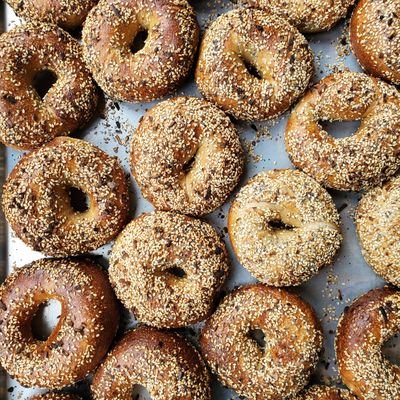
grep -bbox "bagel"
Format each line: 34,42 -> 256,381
336,286 -> 400,399
285,71 -> 400,191
82,0 -> 199,102
294,385 -> 357,399
0,258 -> 119,389
131,96 -> 244,216
350,0 -> 400,85
91,326 -> 211,399
109,211 -> 229,328
30,394 -> 80,400
0,23 -> 97,150
200,284 -> 322,400
228,169 -> 342,286
2,137 -> 129,257
195,8 -> 314,121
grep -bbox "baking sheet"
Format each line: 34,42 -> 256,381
1,0 -> 396,398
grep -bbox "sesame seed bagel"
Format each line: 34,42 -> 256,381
239,0 -> 355,33
2,137 -> 129,257
91,326 -> 211,399
294,385 -> 357,399
109,211 -> 229,328
6,0 -> 98,30
0,258 -> 119,389
31,394 -> 81,400
195,8 -> 314,121
0,23 -> 98,150
228,169 -> 342,287
336,286 -> 400,400
200,284 -> 322,400
356,175 -> 400,287
350,0 -> 400,85
82,0 -> 199,102
131,96 -> 244,216
285,71 -> 400,191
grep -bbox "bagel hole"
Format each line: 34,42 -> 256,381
248,328 -> 266,351
31,299 -> 62,341
166,266 -> 186,279
268,219 -> 294,231
130,30 -> 149,54
242,58 -> 262,80
383,333 -> 400,366
320,119 -> 361,139
182,154 -> 197,174
131,384 -> 152,399
33,69 -> 58,99
68,187 -> 89,213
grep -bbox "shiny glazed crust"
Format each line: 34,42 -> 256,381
200,284 -> 322,400
0,23 -> 98,150
91,326 -> 211,399
6,0 -> 98,30
285,71 -> 400,191
109,211 -> 230,328
240,0 -> 355,33
294,385 -> 357,399
195,8 -> 314,121
228,169 -> 342,286
336,287 -> 400,399
350,0 -> 400,84
131,96 -> 244,216
0,258 -> 120,389
82,0 -> 199,102
2,137 -> 129,257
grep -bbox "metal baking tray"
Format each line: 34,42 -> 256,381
0,0 -> 396,398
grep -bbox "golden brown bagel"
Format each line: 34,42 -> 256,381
336,286 -> 400,400
350,0 -> 400,85
2,137 -> 129,257
30,394 -> 81,400
200,284 -> 322,400
0,258 -> 119,389
91,326 -> 211,399
285,71 -> 400,191
195,8 -> 314,121
82,0 -> 199,102
294,385 -> 357,399
0,23 -> 98,150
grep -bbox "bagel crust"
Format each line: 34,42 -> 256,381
109,211 -> 229,328
0,258 -> 119,389
30,394 -> 81,400
82,0 -> 199,102
91,326 -> 211,400
195,8 -> 314,121
294,385 -> 357,399
285,71 -> 400,191
2,137 -> 129,257
131,96 -> 244,216
228,169 -> 342,286
6,0 -> 97,30
356,175 -> 400,287
200,284 -> 322,400
350,0 -> 400,85
336,287 -> 400,400
239,0 -> 355,33
0,23 -> 98,150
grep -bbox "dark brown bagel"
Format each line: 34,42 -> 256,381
109,211 -> 230,328
336,286 -> 400,399
82,0 -> 199,102
2,137 -> 129,257
0,23 -> 98,150
294,385 -> 357,399
30,394 -> 81,400
6,0 -> 98,30
131,96 -> 244,216
285,71 -> 400,191
239,0 -> 355,33
0,258 -> 119,389
200,284 -> 322,400
195,8 -> 314,121
91,326 -> 211,399
350,0 -> 400,85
